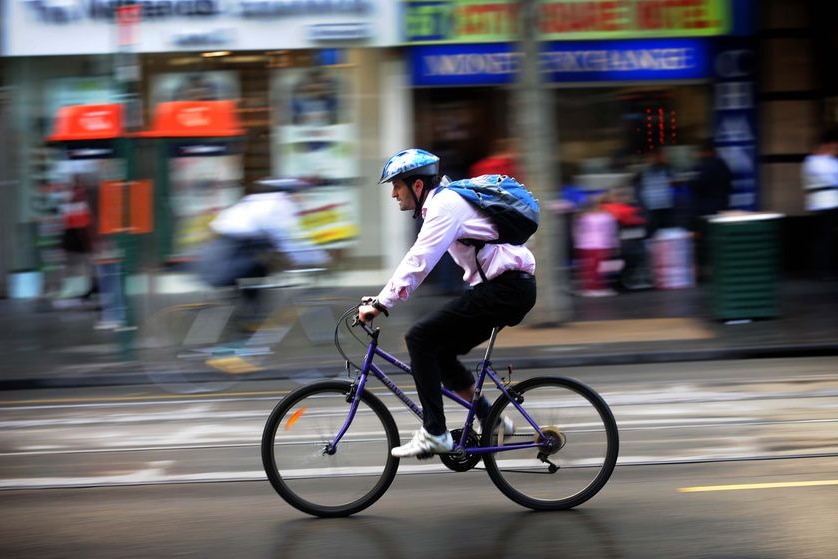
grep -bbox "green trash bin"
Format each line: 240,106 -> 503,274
708,213 -> 783,321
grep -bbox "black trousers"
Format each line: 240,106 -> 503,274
405,272 -> 537,435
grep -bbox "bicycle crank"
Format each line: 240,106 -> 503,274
439,428 -> 482,472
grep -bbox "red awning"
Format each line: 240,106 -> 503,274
47,104 -> 124,142
140,100 -> 244,138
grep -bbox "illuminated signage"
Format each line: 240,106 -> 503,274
8,0 -> 396,54
713,39 -> 758,210
404,0 -> 729,44
24,0 -> 372,22
411,39 -> 711,86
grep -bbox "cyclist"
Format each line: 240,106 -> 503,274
358,148 -> 537,458
194,180 -> 330,314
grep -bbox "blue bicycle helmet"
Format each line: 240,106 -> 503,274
378,148 -> 440,184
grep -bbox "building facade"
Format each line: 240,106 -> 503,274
1,0 -> 836,295
0,0 -> 410,292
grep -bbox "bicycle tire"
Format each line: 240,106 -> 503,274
482,376 -> 619,511
261,380 -> 401,517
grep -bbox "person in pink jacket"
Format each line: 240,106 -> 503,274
573,195 -> 619,297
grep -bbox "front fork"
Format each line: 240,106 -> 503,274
322,361 -> 369,456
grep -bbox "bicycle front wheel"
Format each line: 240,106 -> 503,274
482,376 -> 619,511
261,380 -> 400,517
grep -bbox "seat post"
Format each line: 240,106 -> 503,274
481,326 -> 502,363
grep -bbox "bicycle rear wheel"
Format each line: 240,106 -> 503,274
261,380 -> 401,517
482,376 -> 618,511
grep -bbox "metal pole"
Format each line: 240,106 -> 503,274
515,0 -> 572,325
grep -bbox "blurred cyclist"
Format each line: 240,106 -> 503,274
358,149 -> 537,458
195,179 -> 330,313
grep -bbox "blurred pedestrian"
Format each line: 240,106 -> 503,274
689,139 -> 734,279
469,137 -> 520,179
632,149 -> 676,237
573,194 -> 619,297
92,241 -> 127,330
801,127 -> 838,280
602,186 -> 652,291
58,175 -> 97,303
690,139 -> 733,220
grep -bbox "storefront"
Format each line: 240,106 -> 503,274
0,0 -> 403,275
404,0 -> 758,209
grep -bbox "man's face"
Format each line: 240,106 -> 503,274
391,178 -> 419,212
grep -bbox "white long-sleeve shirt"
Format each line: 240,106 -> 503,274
210,192 -> 329,267
375,186 -> 536,310
802,154 -> 838,211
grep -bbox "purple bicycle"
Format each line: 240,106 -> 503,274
261,304 -> 619,517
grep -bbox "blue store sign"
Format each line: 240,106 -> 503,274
411,38 -> 712,86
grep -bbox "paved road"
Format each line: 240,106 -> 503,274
2,356 -> 837,488
4,457 -> 838,559
2,356 -> 838,558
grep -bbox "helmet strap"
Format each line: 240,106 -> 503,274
407,177 -> 431,219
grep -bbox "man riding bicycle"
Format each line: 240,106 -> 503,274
358,148 -> 537,458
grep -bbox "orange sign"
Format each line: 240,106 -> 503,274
99,180 -> 153,235
141,100 -> 244,138
48,104 -> 124,142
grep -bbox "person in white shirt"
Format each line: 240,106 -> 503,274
195,183 -> 329,292
358,149 -> 537,458
801,128 -> 838,279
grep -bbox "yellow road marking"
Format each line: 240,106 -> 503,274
679,480 -> 838,493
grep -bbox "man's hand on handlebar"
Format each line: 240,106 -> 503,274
358,297 -> 389,323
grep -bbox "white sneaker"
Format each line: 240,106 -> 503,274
500,415 -> 515,435
391,427 -> 453,458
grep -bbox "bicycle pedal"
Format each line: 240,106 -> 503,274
416,452 -> 435,461
435,449 -> 463,458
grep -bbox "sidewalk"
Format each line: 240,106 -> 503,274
1,275 -> 837,390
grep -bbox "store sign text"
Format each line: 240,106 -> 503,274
78,110 -> 117,132
412,39 -> 710,86
172,27 -> 233,46
23,0 -> 373,23
405,0 -> 728,44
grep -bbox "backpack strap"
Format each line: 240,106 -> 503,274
460,239 -> 489,283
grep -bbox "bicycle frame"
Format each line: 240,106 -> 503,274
328,323 -> 549,456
